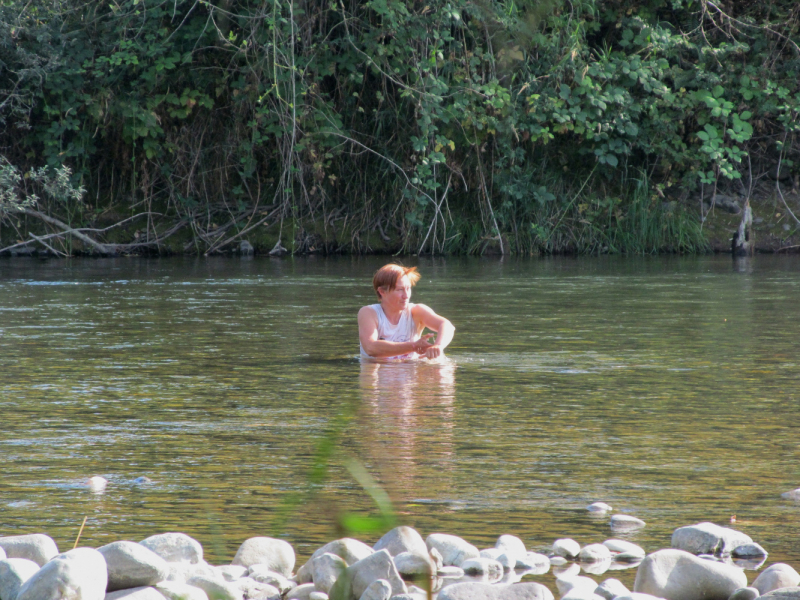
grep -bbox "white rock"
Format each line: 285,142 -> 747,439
216,565 -> 248,582
603,540 -> 645,559
234,578 -> 281,600
359,579 -> 392,600
328,549 -> 406,600
760,589 -> 800,600
87,476 -> 108,492
588,503 -> 612,513
16,547 -> 107,600
0,558 -> 40,600
614,594 -> 666,600
430,548 -> 444,571
728,587 -> 760,600
99,540 -> 171,592
437,566 -> 464,578
310,539 -> 375,566
580,560 -> 611,576
781,489 -> 800,500
460,558 -> 503,577
610,515 -> 646,530
156,580 -> 210,600
247,565 -> 295,593
393,552 -> 434,577
560,589 -> 599,600
553,563 -> 581,579
552,539 -> 581,559
231,538 -> 294,576
495,535 -> 526,565
0,549 -> 5,561
166,561 -> 216,583
731,543 -> 767,558
140,533 -> 203,565
310,593 -> 329,600
105,587 -> 167,599
548,556 -> 568,566
312,553 -> 348,594
0,534 -> 59,566
287,583 -> 317,600
187,574 -> 244,600
579,544 -> 612,563
480,549 -> 502,560
594,578 -> 629,600
426,535 -> 480,568
374,527 -> 428,559
516,552 -> 550,571
555,575 -> 598,596
752,563 -> 800,594
671,523 -> 752,556
437,581 -> 553,600
633,549 -> 746,600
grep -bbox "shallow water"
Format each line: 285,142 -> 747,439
1,255 -> 799,589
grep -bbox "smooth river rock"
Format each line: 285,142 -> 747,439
374,527 -> 428,559
105,587 -> 167,600
752,563 -> 800,594
0,558 -> 40,600
603,540 -> 645,560
393,552 -> 434,577
555,575 -> 598,597
437,582 -> 553,600
235,578 -> 281,600
359,579 -> 392,600
671,522 -> 752,556
728,587 -> 760,600
633,549 -> 747,600
594,578 -> 629,600
99,540 -> 171,592
0,534 -> 59,566
552,539 -> 581,559
515,553 -> 549,572
426,535 -> 480,568
588,503 -> 612,513
328,549 -> 406,600
731,543 -> 767,558
312,553 -> 348,594
247,565 -> 295,593
610,515 -> 646,531
186,574 -> 243,600
298,539 -> 376,583
231,537 -> 295,576
140,533 -> 203,565
216,565 -> 248,582
761,589 -> 800,600
287,583 -> 317,600
17,547 -> 108,600
578,544 -> 612,563
495,535 -> 526,566
155,580 -> 210,600
461,558 -> 503,577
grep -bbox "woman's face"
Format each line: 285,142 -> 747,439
380,275 -> 412,309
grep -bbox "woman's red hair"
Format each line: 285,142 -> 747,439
372,264 -> 420,299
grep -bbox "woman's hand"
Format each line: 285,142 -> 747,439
412,334 -> 435,354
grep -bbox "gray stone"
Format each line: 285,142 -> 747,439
232,538 -> 295,576
671,523 -> 753,556
729,587 -> 760,600
234,578 -> 281,600
17,548 -> 108,600
287,583 -> 317,600
215,566 -> 248,582
588,503 -> 612,513
731,543 -> 767,558
0,534 -> 59,566
99,540 -> 171,592
552,539 -> 581,559
240,241 -> 255,255
553,563 -> 580,579
187,574 -> 244,600
310,593 -> 329,600
595,578 -> 628,600
426,535 -> 479,568
105,587 -> 167,600
603,540 -> 645,559
166,561 -> 216,584
781,489 -> 800,500
555,575 -> 597,596
429,548 -> 443,571
0,558 -> 40,600
437,582 -> 553,600
140,533 -> 204,565
359,580 -> 392,600
752,564 -> 800,594
437,566 -> 464,578
155,581 -> 209,600
299,539 -> 376,583
374,528 -> 428,559
246,566 -> 294,593
633,549 -> 747,600
0,550 -> 5,561
560,590 -> 599,600
495,536 -> 526,565
615,595 -> 665,600
479,549 -> 502,561
393,552 -> 433,577
460,558 -> 502,577
328,550 -> 406,600
761,589 -> 800,600
580,560 -> 611,576
312,553 -> 348,594
579,544 -> 612,563
515,553 -> 549,571
610,515 -> 646,531
711,195 -> 742,214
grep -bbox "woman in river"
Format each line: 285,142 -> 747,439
358,264 -> 455,360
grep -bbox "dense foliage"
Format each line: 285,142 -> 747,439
0,0 -> 798,254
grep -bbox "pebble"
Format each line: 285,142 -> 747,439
587,502 -> 612,513
552,538 -> 581,559
610,514 -> 646,530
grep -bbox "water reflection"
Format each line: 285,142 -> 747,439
358,359 -> 456,506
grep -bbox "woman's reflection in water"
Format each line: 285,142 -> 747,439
358,359 -> 456,510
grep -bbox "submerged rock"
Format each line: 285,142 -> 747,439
671,522 -> 752,556
731,543 -> 767,558
587,503 -> 612,513
610,515 -> 646,531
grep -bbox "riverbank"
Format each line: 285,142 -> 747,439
0,519 -> 794,600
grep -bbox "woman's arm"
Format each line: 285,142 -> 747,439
411,304 -> 455,359
358,306 -> 432,358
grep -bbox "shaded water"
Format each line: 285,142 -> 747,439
1,255 -> 799,589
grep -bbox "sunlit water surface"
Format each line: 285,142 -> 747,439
1,255 -> 799,590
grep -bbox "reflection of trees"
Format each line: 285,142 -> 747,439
358,359 -> 456,508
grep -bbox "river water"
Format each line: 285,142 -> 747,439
1,255 -> 799,589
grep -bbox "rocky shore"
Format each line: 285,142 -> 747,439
0,514 -> 797,600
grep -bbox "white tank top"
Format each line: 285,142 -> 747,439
360,303 -> 420,360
